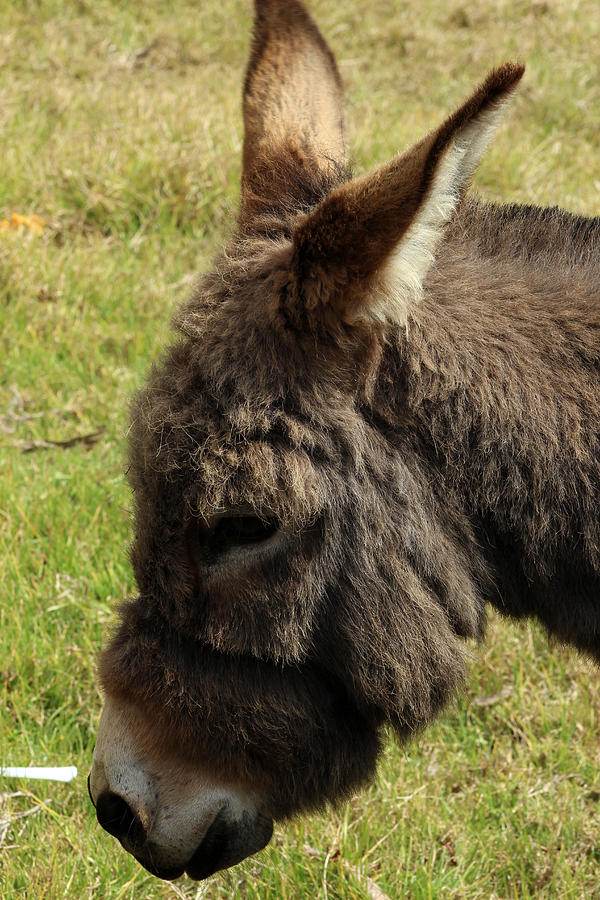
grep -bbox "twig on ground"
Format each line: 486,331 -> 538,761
19,426 -> 106,453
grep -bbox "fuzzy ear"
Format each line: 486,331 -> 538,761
287,63 -> 524,329
241,0 -> 346,221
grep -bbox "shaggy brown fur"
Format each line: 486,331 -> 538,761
100,0 -> 600,819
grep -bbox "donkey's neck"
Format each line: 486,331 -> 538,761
382,198 -> 600,654
449,197 -> 600,270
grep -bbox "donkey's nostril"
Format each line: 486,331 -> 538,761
96,791 -> 147,852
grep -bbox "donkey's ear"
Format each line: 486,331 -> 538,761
241,0 -> 346,221
288,63 -> 524,330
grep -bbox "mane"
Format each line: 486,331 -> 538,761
454,197 -> 600,268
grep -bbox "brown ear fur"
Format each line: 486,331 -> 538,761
241,0 -> 346,222
287,63 -> 525,329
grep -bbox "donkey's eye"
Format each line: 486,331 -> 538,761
213,515 -> 278,547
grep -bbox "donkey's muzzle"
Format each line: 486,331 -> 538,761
95,787 -> 273,881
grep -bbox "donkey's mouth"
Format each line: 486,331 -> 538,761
135,856 -> 185,882
185,811 -> 232,880
186,810 -> 274,881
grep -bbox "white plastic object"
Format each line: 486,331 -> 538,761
0,766 -> 78,782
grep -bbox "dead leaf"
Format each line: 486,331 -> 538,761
1,212 -> 45,236
0,671 -> 16,691
437,833 -> 458,867
36,288 -> 57,303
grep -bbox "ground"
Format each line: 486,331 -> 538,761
0,0 -> 599,897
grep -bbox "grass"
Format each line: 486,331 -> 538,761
0,0 -> 599,896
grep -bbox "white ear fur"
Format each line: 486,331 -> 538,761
368,100 -> 511,328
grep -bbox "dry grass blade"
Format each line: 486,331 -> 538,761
303,844 -> 392,900
342,861 -> 392,900
473,685 -> 513,707
0,792 -> 48,850
0,386 -> 44,434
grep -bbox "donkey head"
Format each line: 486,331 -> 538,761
89,0 -> 523,882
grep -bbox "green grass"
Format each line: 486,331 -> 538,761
1,0 -> 599,897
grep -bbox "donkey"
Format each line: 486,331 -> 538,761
89,0 -> 600,883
